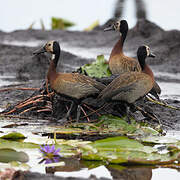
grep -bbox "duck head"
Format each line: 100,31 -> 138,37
33,41 -> 61,66
137,45 -> 155,70
33,41 -> 60,55
104,20 -> 128,34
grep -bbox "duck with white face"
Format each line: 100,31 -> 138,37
98,45 -> 156,123
33,41 -> 106,122
103,19 -> 161,99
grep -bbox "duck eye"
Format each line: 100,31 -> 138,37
48,44 -> 51,46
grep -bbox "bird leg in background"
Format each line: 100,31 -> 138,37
113,0 -> 146,20
114,0 -> 125,19
135,0 -> 147,19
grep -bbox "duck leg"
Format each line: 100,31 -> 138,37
125,104 -> 131,124
76,105 -> 81,122
64,101 -> 76,119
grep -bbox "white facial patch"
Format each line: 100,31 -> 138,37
145,46 -> 150,56
52,54 -> 55,60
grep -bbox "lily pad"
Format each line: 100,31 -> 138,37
1,132 -> 26,140
140,136 -> 179,144
43,115 -> 160,140
97,115 -> 137,133
82,136 -> 180,165
0,148 -> 29,163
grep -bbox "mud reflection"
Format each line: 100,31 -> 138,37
45,158 -> 153,180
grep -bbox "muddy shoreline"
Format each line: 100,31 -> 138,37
0,19 -> 180,80
0,19 -> 180,130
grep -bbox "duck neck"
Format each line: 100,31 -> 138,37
52,52 -> 60,67
143,64 -> 155,81
109,31 -> 127,58
47,53 -> 59,80
138,54 -> 155,81
138,54 -> 146,70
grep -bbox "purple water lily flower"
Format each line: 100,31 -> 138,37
39,144 -> 61,164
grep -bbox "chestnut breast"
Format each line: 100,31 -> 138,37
98,72 -> 153,103
50,73 -> 106,99
109,54 -> 141,74
143,64 -> 161,94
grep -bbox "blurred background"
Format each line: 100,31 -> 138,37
1,0 -> 180,32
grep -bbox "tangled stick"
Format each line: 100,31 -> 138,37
0,83 -> 172,124
146,95 -> 180,111
1,90 -> 54,116
0,87 -> 39,93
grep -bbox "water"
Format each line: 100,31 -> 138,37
0,74 -> 21,87
152,168 -> 180,180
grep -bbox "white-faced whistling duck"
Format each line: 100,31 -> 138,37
33,41 -> 106,121
98,45 -> 155,122
104,20 -> 161,99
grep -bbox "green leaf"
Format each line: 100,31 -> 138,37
0,148 -> 29,163
51,17 -> 75,30
84,20 -> 99,31
1,132 -> 26,140
140,136 -> 179,144
92,136 -> 156,153
80,55 -> 111,78
97,115 -> 137,133
136,127 -> 160,136
82,136 -> 180,165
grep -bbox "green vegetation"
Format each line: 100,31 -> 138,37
51,17 -> 75,30
80,55 -> 111,78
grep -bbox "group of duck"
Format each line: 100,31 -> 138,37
33,19 -> 161,122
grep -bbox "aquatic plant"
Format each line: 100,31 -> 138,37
51,17 -> 75,30
39,144 -> 61,164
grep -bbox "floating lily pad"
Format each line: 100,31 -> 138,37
97,115 -> 137,133
1,132 -> 26,140
82,136 -> 180,165
42,115 -> 160,141
140,136 -> 179,144
0,148 -> 29,163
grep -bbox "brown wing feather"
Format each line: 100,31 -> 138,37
153,81 -> 161,94
52,73 -> 105,99
98,72 -> 138,99
99,72 -> 153,103
109,55 -> 141,74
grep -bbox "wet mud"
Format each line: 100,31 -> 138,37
0,19 -> 180,130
